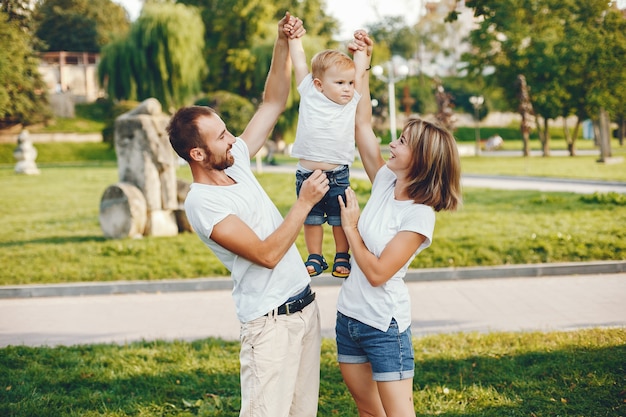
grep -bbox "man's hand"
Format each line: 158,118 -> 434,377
280,12 -> 306,40
298,170 -> 329,207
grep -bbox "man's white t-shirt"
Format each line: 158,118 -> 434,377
184,138 -> 311,323
336,165 -> 435,333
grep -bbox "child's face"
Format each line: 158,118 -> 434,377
314,66 -> 356,105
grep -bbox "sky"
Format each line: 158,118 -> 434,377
111,0 -> 424,40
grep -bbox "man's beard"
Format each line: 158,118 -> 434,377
205,150 -> 234,171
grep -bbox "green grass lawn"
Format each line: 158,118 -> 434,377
0,139 -> 624,416
1,144 -> 625,285
1,328 -> 624,416
460,151 -> 626,181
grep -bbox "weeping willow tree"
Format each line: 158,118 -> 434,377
98,2 -> 206,111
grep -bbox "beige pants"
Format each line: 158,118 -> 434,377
239,300 -> 321,417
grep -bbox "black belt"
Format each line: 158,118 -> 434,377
267,289 -> 316,316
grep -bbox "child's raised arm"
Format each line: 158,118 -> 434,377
284,16 -> 309,86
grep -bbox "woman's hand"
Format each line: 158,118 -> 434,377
339,187 -> 360,232
348,30 -> 373,57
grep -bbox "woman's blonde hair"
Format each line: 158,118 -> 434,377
402,118 -> 462,211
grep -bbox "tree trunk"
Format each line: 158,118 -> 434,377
522,131 -> 530,157
542,118 -> 551,157
597,108 -> 612,162
564,116 -> 580,157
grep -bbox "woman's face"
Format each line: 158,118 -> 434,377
387,132 -> 413,174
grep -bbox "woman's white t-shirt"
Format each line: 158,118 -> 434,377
336,165 -> 435,332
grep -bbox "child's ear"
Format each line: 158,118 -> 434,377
313,78 -> 323,91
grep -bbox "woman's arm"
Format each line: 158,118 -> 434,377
350,31 -> 385,183
339,188 -> 426,286
352,33 -> 371,96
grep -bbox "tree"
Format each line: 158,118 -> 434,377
1,0 -> 35,30
176,0 -> 275,98
33,0 -> 129,52
458,0 -> 624,157
0,10 -> 49,127
98,2 -> 206,111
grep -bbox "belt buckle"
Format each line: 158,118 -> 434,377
284,300 -> 296,315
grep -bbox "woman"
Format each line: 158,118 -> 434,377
336,31 -> 462,416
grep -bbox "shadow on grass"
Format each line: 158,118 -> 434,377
0,235 -> 106,248
0,336 -> 624,416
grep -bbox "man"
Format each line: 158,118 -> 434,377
167,12 -> 329,417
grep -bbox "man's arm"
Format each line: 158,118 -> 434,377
240,12 -> 305,156
210,170 -> 329,269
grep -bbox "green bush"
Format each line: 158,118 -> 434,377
194,91 -> 255,136
581,192 -> 626,206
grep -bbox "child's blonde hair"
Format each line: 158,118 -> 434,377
311,50 -> 355,80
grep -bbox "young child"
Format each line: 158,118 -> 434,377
284,22 -> 370,278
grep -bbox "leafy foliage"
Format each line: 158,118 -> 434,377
462,0 -> 626,138
580,192 -> 626,206
179,0 -> 338,99
98,2 -> 206,110
194,91 -> 255,137
33,0 -> 129,52
0,11 -> 50,127
0,0 -> 34,30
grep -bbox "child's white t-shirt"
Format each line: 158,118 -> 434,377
290,73 -> 361,165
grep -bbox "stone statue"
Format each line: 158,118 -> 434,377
13,130 -> 40,175
99,98 -> 188,238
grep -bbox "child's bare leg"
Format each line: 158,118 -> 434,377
304,224 -> 324,275
332,226 -> 350,275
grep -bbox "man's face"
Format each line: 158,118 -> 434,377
196,114 -> 236,170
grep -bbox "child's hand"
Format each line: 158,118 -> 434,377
283,15 -> 306,39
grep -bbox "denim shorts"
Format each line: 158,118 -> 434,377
295,165 -> 350,226
335,311 -> 414,382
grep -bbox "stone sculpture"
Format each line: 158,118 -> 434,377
99,98 -> 190,238
13,130 -> 40,175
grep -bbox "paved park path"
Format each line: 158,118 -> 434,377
1,270 -> 624,347
1,167 -> 624,348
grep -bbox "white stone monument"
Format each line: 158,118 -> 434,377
99,98 -> 183,238
13,130 -> 40,175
